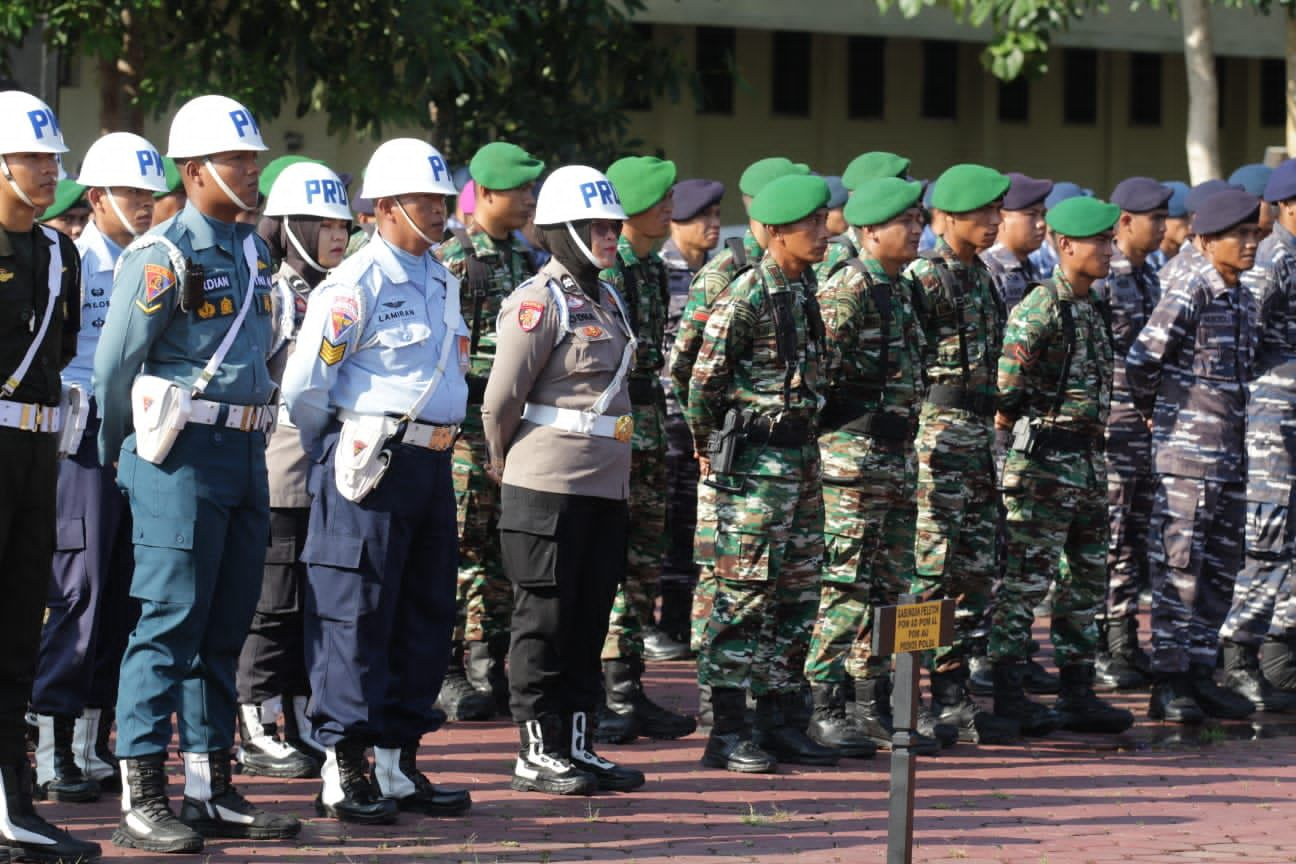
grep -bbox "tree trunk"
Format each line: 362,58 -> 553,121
1287,12 -> 1296,157
97,9 -> 144,135
1181,0 -> 1221,183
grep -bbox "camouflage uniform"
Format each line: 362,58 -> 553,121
660,239 -> 703,584
804,256 -> 926,684
670,231 -> 762,652
436,228 -> 536,644
906,237 -> 1004,667
685,252 -> 825,695
989,271 -> 1113,666
812,235 -> 858,285
600,235 -> 670,662
1096,246 -> 1161,625
980,243 -> 1039,313
1126,253 -> 1257,674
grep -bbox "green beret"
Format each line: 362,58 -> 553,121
259,155 -> 321,197
1045,196 -> 1121,238
930,164 -> 1011,213
842,152 -> 911,191
749,174 -> 830,226
606,155 -> 677,216
470,141 -> 544,191
155,157 -> 182,198
739,157 -> 810,197
39,180 -> 87,221
844,178 -> 923,227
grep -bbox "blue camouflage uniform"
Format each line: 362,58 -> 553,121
95,204 -> 276,757
980,243 -> 1038,314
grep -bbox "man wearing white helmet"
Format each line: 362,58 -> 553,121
281,138 -> 472,824
30,131 -> 166,808
0,89 -> 102,863
94,94 -> 300,852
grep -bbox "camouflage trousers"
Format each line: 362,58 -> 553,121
1148,475 -> 1244,674
662,407 -> 700,583
601,401 -> 668,662
1220,484 -> 1296,646
1105,470 -> 1155,623
805,447 -> 916,684
988,468 -> 1108,667
452,410 -> 510,644
910,407 -> 998,668
699,445 -> 824,696
689,479 -> 717,654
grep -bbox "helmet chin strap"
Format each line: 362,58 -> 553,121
565,221 -> 604,270
0,155 -> 36,210
203,157 -> 256,212
284,217 -> 324,272
395,198 -> 436,247
103,189 -> 141,239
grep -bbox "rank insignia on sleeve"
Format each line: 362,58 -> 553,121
136,263 -> 176,314
330,296 -> 359,339
1008,343 -> 1039,369
518,300 -> 545,332
319,336 -> 346,366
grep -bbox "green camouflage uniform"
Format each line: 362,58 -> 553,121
436,228 -> 535,644
600,234 -> 670,662
906,236 -> 1004,667
812,234 -> 858,285
989,270 -> 1113,666
669,231 -> 763,652
805,256 -> 927,684
685,252 -> 826,695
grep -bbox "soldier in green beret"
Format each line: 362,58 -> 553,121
990,197 -> 1134,735
686,173 -> 837,772
596,155 -> 697,744
151,157 -> 186,224
39,179 -> 89,241
815,153 -> 913,287
434,141 -> 545,722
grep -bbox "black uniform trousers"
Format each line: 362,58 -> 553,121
236,507 -> 310,704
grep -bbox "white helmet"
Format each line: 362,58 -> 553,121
265,162 -> 352,220
77,132 -> 169,193
359,138 -> 457,199
0,91 -> 68,155
166,94 -> 268,159
533,165 -> 626,225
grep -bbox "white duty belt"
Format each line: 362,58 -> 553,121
188,399 -> 277,434
522,403 -> 633,442
0,401 -> 61,433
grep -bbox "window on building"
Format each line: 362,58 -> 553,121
1063,48 -> 1098,125
921,40 -> 958,120
1128,52 -> 1162,126
771,31 -> 812,116
1262,58 -> 1285,127
847,35 -> 886,119
696,26 -> 736,115
616,23 -> 653,111
998,76 -> 1029,123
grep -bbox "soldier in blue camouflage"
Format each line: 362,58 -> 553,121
434,142 -> 543,722
981,173 -> 1051,314
989,196 -> 1133,735
1127,186 -> 1262,724
686,174 -> 836,773
1092,177 -> 1172,691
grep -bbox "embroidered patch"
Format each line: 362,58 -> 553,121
319,337 -> 346,365
691,310 -> 710,323
565,294 -> 586,309
353,439 -> 368,456
1008,343 -> 1039,369
581,325 -> 605,338
197,302 -> 216,319
137,263 -> 176,314
518,300 -> 545,332
219,296 -> 234,316
261,293 -> 273,313
257,258 -> 269,270
330,296 -> 359,340
0,268 -> 12,283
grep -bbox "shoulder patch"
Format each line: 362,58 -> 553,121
142,263 -> 176,305
518,299 -> 545,332
319,337 -> 346,366
329,295 -> 359,340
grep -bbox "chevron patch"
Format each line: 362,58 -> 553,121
319,337 -> 346,365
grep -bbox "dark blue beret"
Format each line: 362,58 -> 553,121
1045,181 -> 1092,210
1162,181 -> 1190,218
1264,159 -> 1296,204
922,181 -> 935,208
1192,188 -> 1261,236
822,175 -> 849,209
1185,179 -> 1233,215
1002,172 -> 1053,210
671,178 -> 725,222
352,196 -> 374,217
1228,163 -> 1272,198
1110,176 -> 1172,213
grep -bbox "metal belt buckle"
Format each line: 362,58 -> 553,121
428,425 -> 455,451
614,414 -> 634,443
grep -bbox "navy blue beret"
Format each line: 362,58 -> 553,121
1110,176 -> 1172,213
1185,179 -> 1233,215
1192,188 -> 1261,236
823,175 -> 849,209
922,181 -> 935,208
1264,159 -> 1296,204
1002,172 -> 1053,210
1162,181 -> 1190,218
671,178 -> 725,222
1228,163 -> 1272,198
1045,181 -> 1092,210
352,196 -> 374,217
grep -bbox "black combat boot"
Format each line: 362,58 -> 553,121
282,694 -> 327,768
992,660 -> 1060,736
1024,658 -> 1061,694
1221,640 -> 1296,714
657,578 -> 693,647
1188,661 -> 1255,720
1260,637 -> 1296,692
806,683 -> 876,759
237,701 -> 320,778
1054,664 -> 1135,733
1096,617 -> 1152,691
643,628 -> 691,661
600,659 -> 696,741
315,739 -> 399,823
967,653 -> 994,696
34,714 -> 99,802
700,687 -> 776,773
113,754 -> 204,853
436,641 -> 495,721
373,743 -> 472,815
1147,672 -> 1205,724
465,635 -> 512,716
179,750 -> 300,839
0,758 -> 101,862
853,677 -> 941,755
569,711 -> 645,791
930,668 -> 1019,744
751,693 -> 838,766
511,715 -> 597,795
696,683 -> 713,731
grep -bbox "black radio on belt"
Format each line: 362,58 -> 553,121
181,259 -> 206,313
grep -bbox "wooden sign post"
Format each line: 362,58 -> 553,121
871,593 -> 955,864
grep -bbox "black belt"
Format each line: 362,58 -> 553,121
925,384 -> 996,418
744,416 -> 814,447
466,375 -> 487,405
1034,426 -> 1105,454
839,412 -> 912,443
627,377 -> 662,405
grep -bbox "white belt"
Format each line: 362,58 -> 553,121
522,402 -> 633,442
0,400 -> 61,433
189,399 -> 276,433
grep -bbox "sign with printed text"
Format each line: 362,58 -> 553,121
871,598 -> 954,656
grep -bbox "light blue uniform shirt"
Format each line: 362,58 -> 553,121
281,230 -> 470,457
94,204 -> 276,464
68,220 -> 122,393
